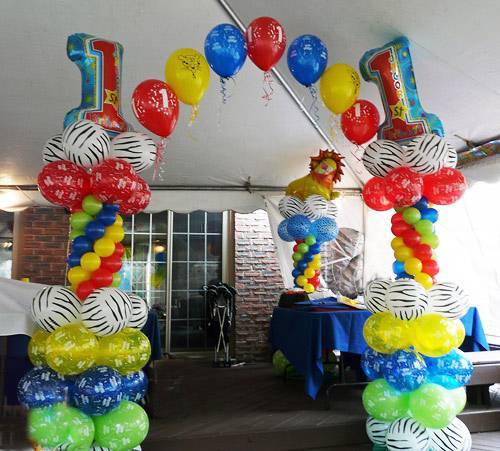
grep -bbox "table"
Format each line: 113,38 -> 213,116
270,306 -> 489,399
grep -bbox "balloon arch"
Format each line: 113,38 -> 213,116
22,18 -> 471,451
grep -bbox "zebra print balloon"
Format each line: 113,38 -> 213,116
404,134 -> 451,174
362,140 -> 405,177
111,132 -> 157,173
81,288 -> 132,336
366,416 -> 390,445
429,282 -> 470,319
386,417 -> 430,451
278,196 -> 304,219
365,279 -> 390,314
62,119 -> 111,168
31,286 -> 82,332
42,135 -> 66,163
429,417 -> 471,451
127,293 -> 149,330
445,146 -> 458,168
386,279 -> 430,321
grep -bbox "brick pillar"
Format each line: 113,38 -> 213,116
234,210 -> 284,362
13,207 -> 69,285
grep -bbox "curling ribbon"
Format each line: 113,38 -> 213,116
262,71 -> 275,106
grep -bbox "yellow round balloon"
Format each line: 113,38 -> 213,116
304,283 -> 315,293
319,63 -> 360,114
80,252 -> 101,272
94,237 -> 116,258
98,328 -> 151,375
390,237 -> 404,250
165,48 -> 210,105
450,319 -> 466,348
404,257 -> 422,276
414,272 -> 433,290
363,312 -> 411,354
28,329 -> 50,366
104,225 -> 125,243
45,323 -> 98,375
67,266 -> 90,286
114,214 -> 123,227
413,314 -> 458,357
309,261 -> 321,270
304,268 -> 315,278
394,246 -> 413,262
296,275 -> 307,287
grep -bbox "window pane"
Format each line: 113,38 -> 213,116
188,320 -> 206,349
171,291 -> 188,320
133,235 -> 151,262
172,234 -> 187,261
151,263 -> 167,291
206,263 -> 221,285
151,212 -> 168,234
189,211 -> 205,233
189,235 -> 205,261
122,216 -> 133,234
189,263 -> 205,290
171,320 -> 188,350
173,213 -> 188,233
189,293 -> 206,319
152,239 -> 167,263
133,214 -> 151,233
207,212 -> 222,233
172,262 -> 187,290
207,235 -> 222,262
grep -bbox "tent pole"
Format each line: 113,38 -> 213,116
216,0 -> 365,187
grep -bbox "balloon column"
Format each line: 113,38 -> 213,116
278,150 -> 343,293
20,34 -> 153,450
359,132 -> 472,449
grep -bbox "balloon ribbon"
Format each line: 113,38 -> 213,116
153,138 -> 167,181
188,104 -> 199,127
262,71 -> 274,106
308,85 -> 320,122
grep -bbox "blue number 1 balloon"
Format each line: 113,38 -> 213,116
65,33 -> 129,136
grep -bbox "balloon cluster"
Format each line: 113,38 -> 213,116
19,284 -> 150,448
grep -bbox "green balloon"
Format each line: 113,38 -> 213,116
62,406 -> 95,450
450,387 -> 467,413
362,379 -> 409,421
292,252 -> 303,262
272,350 -> 290,376
69,228 -> 85,241
409,383 -> 456,429
70,211 -> 93,230
402,207 -> 421,225
82,195 -> 103,216
304,235 -> 316,246
93,401 -> 149,450
415,219 -> 434,236
297,243 -> 309,254
112,272 -> 122,287
421,233 -> 440,249
28,404 -> 68,448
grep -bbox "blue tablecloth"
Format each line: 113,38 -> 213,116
270,306 -> 489,399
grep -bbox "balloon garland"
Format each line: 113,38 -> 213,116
360,134 -> 473,450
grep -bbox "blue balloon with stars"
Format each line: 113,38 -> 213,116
287,215 -> 311,239
72,366 -> 123,416
361,348 -> 386,381
278,219 -> 294,242
310,217 -> 338,242
17,366 -> 67,409
287,34 -> 328,86
424,348 -> 473,389
121,370 -> 148,403
384,350 -> 427,392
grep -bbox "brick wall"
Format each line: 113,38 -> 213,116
13,207 -> 69,285
234,210 -> 284,362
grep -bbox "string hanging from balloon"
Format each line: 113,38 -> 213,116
153,138 -> 168,181
261,71 -> 275,106
308,85 -> 320,122
188,104 -> 200,127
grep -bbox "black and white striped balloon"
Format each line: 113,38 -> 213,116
362,140 -> 405,177
31,286 -> 82,332
127,293 -> 149,330
42,135 -> 66,163
429,417 -> 471,451
81,288 -> 132,336
366,416 -> 390,445
429,282 -> 470,320
386,417 -> 430,451
445,146 -> 458,168
386,279 -> 430,321
278,196 -> 304,219
365,279 -> 390,314
111,132 -> 157,173
62,119 -> 111,168
404,134 -> 452,174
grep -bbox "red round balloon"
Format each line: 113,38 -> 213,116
38,161 -> 90,208
414,244 -> 433,261
76,280 -> 96,301
100,254 -> 123,273
245,17 -> 286,71
341,100 -> 380,145
423,168 -> 467,205
91,268 -> 113,288
131,79 -> 179,138
391,221 -> 412,237
114,243 -> 125,258
385,167 -> 424,207
119,182 -> 151,215
422,259 -> 439,277
391,212 -> 404,224
91,159 -> 138,203
362,177 -> 393,211
402,229 -> 421,247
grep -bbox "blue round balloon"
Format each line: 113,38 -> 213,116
392,260 -> 405,275
396,271 -> 411,280
103,203 -> 120,213
420,207 -> 439,223
67,253 -> 81,268
278,219 -> 294,242
287,215 -> 311,240
424,348 -> 473,389
292,268 -> 301,278
85,220 -> 106,241
384,350 -> 426,392
309,243 -> 321,254
204,23 -> 247,78
72,366 -> 123,416
303,252 -> 314,262
413,197 -> 429,211
287,34 -> 328,86
72,236 -> 93,256
310,217 -> 338,242
297,260 -> 308,271
361,348 -> 386,381
121,370 -> 148,403
96,209 -> 117,227
17,366 -> 67,409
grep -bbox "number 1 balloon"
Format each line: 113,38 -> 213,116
245,16 -> 286,72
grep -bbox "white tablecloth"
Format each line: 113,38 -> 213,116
0,277 -> 46,337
